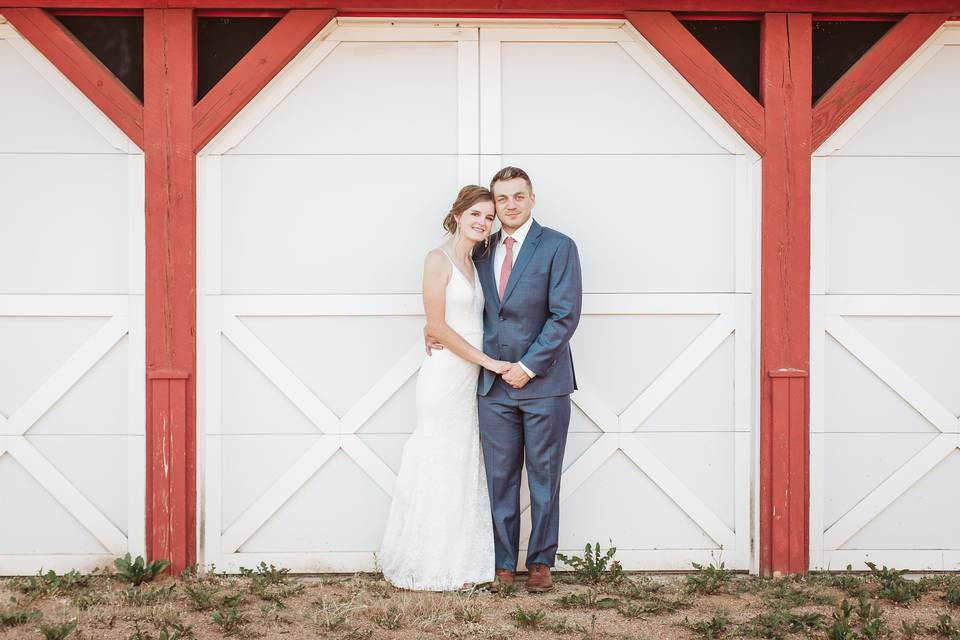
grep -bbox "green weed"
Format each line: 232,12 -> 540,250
114,554 -> 170,586
687,560 -> 734,595
556,541 -> 623,585
510,605 -> 546,629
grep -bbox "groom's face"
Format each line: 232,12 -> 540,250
492,177 -> 535,234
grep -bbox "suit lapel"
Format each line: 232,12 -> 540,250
500,219 -> 543,307
476,230 -> 500,309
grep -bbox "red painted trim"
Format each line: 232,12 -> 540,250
335,10 -> 621,17
675,13 -> 763,19
811,12 -> 948,149
4,1 -> 960,11
196,9 -> 286,16
144,8 -> 197,574
759,12 -> 812,577
676,13 -> 901,20
51,9 -> 143,15
192,8 -> 336,153
813,14 -> 901,19
2,8 -> 145,148
181,1 -> 960,10
626,11 -> 765,155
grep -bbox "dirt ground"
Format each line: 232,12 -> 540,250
3,557 -> 960,639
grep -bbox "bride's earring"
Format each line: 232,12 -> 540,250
484,236 -> 489,250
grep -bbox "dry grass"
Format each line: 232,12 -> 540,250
3,562 -> 960,639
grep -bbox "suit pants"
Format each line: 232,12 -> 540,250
478,376 -> 571,570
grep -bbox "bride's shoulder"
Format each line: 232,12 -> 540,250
423,247 -> 451,274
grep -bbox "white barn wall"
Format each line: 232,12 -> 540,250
810,23 -> 960,571
0,20 -> 145,575
199,18 -> 761,574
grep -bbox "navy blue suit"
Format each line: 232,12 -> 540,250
473,219 -> 583,570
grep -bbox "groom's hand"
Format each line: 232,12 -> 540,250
423,325 -> 443,355
503,363 -> 531,389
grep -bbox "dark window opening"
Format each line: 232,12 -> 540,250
812,19 -> 896,104
196,16 -> 281,102
56,15 -> 144,102
680,19 -> 762,103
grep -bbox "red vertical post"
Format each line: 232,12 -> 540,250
759,13 -> 812,577
144,8 -> 196,574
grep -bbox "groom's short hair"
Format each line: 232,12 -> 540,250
490,166 -> 533,195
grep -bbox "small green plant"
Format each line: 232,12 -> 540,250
184,583 -> 217,610
900,618 -> 923,640
556,541 -> 623,585
741,609 -> 825,639
856,596 -> 887,640
38,620 -> 78,640
947,585 -> 960,607
866,562 -> 926,604
687,560 -> 734,595
212,593 -> 247,635
492,577 -> 518,598
574,613 -> 599,638
453,600 -> 483,624
370,605 -> 403,630
826,600 -> 857,640
11,569 -> 89,598
545,616 -> 574,635
120,584 -> 176,606
688,612 -> 731,639
239,561 -> 289,586
618,601 -> 649,619
815,565 -> 869,598
511,605 -> 546,629
936,613 -> 960,639
613,574 -> 663,599
113,553 -> 170,586
555,589 -> 618,610
0,607 -> 42,628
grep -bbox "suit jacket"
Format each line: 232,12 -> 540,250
474,218 -> 583,399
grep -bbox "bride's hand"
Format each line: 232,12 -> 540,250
484,359 -> 512,374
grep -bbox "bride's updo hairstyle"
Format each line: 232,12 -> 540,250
443,185 -> 493,236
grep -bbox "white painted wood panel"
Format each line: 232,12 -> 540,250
200,20 -> 759,573
227,41 -> 462,155
811,23 -> 960,571
499,41 -> 726,154
0,20 -> 144,574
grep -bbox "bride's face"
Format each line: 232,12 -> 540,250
457,200 -> 496,243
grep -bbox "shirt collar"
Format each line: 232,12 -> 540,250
501,216 -> 534,247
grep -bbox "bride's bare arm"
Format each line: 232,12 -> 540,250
422,250 -> 507,373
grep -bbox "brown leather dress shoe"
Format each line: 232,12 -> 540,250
526,563 -> 554,592
489,568 -> 514,593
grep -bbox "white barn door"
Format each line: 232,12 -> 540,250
0,20 -> 145,574
199,18 -> 759,573
810,23 -> 960,571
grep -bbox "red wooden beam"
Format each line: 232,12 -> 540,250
626,11 -> 765,154
192,8 -> 336,152
759,12 -> 812,578
144,7 -> 197,574
1,8 -> 144,148
5,1 -> 960,11
811,12 -> 948,150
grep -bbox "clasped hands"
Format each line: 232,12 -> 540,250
423,328 -> 531,389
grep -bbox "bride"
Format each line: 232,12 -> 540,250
379,185 -> 509,591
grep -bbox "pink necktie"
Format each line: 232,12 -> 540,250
498,237 -> 516,300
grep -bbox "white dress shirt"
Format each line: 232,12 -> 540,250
494,216 -> 536,378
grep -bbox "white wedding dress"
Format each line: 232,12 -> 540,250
379,250 -> 495,591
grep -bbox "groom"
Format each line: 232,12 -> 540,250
431,166 -> 582,592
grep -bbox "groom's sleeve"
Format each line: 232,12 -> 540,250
519,237 -> 583,376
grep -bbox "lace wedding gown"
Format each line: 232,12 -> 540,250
379,250 -> 495,591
